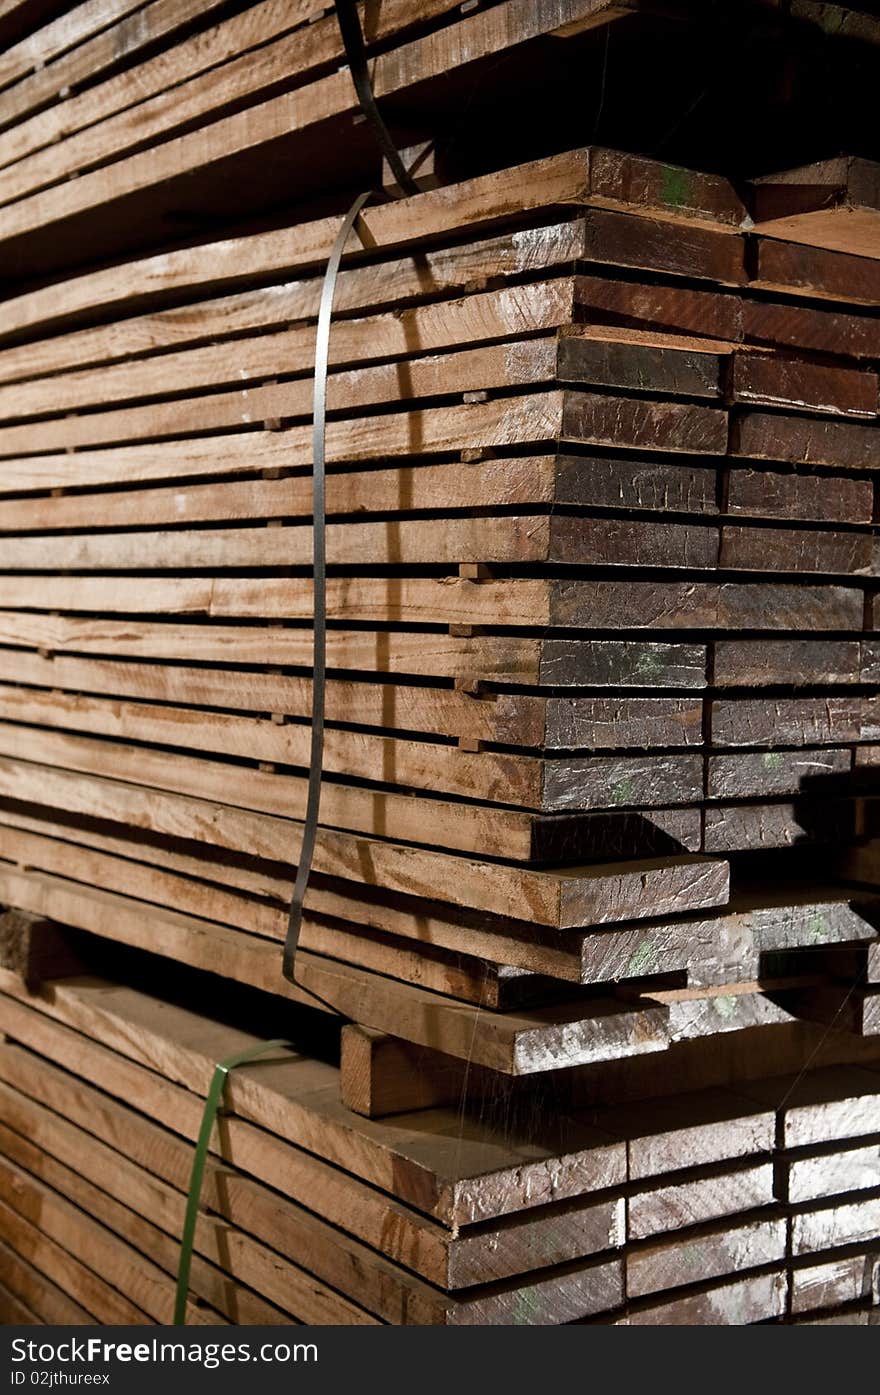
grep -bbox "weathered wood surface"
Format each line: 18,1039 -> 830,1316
0,873 -> 672,1073
589,1089 -> 775,1177
791,1193 -> 880,1256
714,640 -> 863,688
742,1066 -> 880,1148
0,572 -> 861,630
626,1216 -> 786,1298
751,157 -> 880,259
0,809 -> 727,985
627,1162 -> 775,1240
624,1270 -> 787,1325
0,1035 -> 625,1309
782,1141 -> 880,1205
0,972 -> 629,1228
790,1250 -> 880,1315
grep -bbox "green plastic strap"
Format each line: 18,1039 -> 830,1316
174,1039 -> 290,1325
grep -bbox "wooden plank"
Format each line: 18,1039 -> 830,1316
751,157 -> 880,259
626,1216 -> 786,1298
707,749 -> 852,799
0,222 -> 585,390
0,684 -> 703,813
0,724 -> 569,858
0,1044 -> 622,1319
0,761 -> 712,924
581,205 -> 747,285
753,237 -> 880,306
704,889 -> 880,956
0,146 -> 746,342
0,0 -> 151,96
735,410 -> 880,467
0,907 -> 86,989
0,1127 -> 298,1325
625,1270 -> 786,1324
0,1200 -> 149,1324
790,1251 -> 880,1315
0,0 -> 231,145
0,1239 -> 92,1324
729,353 -> 878,418
0,284 -> 575,421
741,1066 -> 880,1147
0,869 -> 672,1072
710,697 -> 862,746
719,523 -> 873,576
0,572 -> 861,630
0,4 -> 749,264
340,1027 -> 487,1118
0,1285 -> 38,1324
792,1193 -> 880,1255
593,1089 -> 775,1178
574,273 -> 742,342
741,297 -> 880,359
725,469 -> 873,524
0,810 -> 728,986
0,973 -> 629,1227
10,513 -> 868,576
704,800 -> 859,852
0,615 -> 706,687
0,514 -> 723,572
0,1159 -> 228,1325
0,1079 -> 377,1325
627,1162 -> 776,1240
713,640 -> 861,688
0,649 -> 704,748
783,1141 -> 880,1205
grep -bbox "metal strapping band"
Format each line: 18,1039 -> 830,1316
282,1 -> 420,982
281,190 -> 371,982
334,0 -> 420,197
174,1039 -> 290,1324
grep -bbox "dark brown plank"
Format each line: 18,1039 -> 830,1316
719,524 -> 873,576
707,748 -> 852,799
710,697 -> 862,746
548,581 -> 861,631
735,410 -> 880,468
582,206 -> 747,286
555,454 -> 718,513
730,353 -> 878,418
574,274 -> 742,341
714,640 -> 861,688
538,640 -> 707,687
725,469 -> 873,524
557,335 -> 722,397
560,390 -> 728,455
754,237 -> 880,306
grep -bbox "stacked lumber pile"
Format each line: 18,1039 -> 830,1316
2,140 -> 880,1067
0,0 -> 878,1326
0,955 -> 878,1325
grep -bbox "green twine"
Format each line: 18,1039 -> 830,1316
174,1039 -> 290,1325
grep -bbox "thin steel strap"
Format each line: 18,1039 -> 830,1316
281,190 -> 371,982
334,0 -> 420,197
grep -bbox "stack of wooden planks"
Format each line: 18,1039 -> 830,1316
1,139 -> 880,1072
0,957 -> 877,1325
0,0 -> 878,1328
